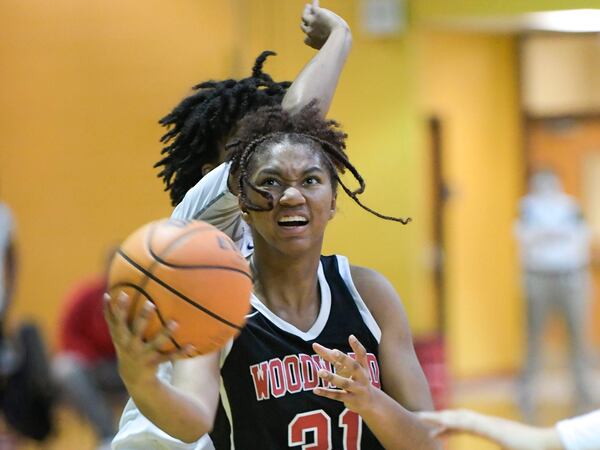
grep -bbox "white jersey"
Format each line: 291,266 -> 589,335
0,203 -> 14,313
171,162 -> 254,257
113,163 -> 247,450
556,409 -> 600,450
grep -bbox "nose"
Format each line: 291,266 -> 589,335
279,186 -> 306,206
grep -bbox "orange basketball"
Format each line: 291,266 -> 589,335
108,218 -> 252,355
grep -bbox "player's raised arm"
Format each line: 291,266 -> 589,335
282,0 -> 352,117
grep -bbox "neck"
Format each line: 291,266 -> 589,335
251,244 -> 322,313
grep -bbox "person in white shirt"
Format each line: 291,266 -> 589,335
515,168 -> 592,420
113,2 -> 354,449
419,408 -> 600,450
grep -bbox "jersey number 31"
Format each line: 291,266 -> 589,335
288,409 -> 361,450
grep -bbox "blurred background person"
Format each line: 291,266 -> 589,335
515,168 -> 593,421
52,247 -> 125,450
0,201 -> 16,339
0,202 -> 55,447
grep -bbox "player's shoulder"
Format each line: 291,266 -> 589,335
172,162 -> 233,220
349,265 -> 389,288
349,265 -> 404,324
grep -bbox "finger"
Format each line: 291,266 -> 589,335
103,293 -> 117,323
313,345 -> 350,377
143,321 -> 177,354
132,301 -> 155,337
103,293 -> 130,343
329,348 -> 359,378
303,11 -> 315,24
313,343 -> 346,373
313,386 -> 348,402
302,4 -> 312,20
349,335 -> 368,366
113,291 -> 130,324
318,369 -> 353,391
348,335 -> 370,383
312,342 -> 337,361
300,23 -> 311,35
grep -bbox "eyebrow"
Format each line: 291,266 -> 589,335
255,166 -> 325,176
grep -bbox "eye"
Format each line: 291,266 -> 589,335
304,176 -> 321,185
259,177 -> 280,187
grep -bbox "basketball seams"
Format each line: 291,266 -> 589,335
148,221 -> 251,279
110,281 -> 183,351
129,220 -> 213,318
118,249 -> 244,331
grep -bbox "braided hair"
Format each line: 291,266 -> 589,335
155,51 -> 291,206
228,103 -> 411,224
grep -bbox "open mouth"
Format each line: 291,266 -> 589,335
277,216 -> 309,227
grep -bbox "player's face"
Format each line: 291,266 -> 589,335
243,140 -> 336,255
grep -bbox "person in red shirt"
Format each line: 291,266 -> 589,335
53,252 -> 125,450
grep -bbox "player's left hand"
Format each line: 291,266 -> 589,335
312,335 -> 376,415
301,0 -> 350,50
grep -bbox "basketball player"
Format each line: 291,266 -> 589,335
113,3 -> 356,449
105,103 -> 439,449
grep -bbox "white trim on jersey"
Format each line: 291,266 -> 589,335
219,339 -> 234,368
249,261 -> 332,341
335,255 -> 382,343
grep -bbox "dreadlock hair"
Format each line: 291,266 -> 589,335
228,103 -> 411,224
155,51 -> 291,206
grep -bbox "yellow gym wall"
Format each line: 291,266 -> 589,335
418,31 -> 523,376
0,0 -> 236,346
412,0 -> 600,377
1,0 -> 597,380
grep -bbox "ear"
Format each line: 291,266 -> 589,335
201,163 -> 216,177
238,198 -> 252,224
329,195 -> 337,220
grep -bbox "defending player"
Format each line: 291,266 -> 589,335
106,103 -> 439,449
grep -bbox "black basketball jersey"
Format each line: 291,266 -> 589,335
208,255 -> 385,450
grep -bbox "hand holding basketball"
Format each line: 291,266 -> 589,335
104,291 -> 193,387
106,219 -> 252,357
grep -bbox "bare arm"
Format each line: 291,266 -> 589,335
312,266 -> 441,449
105,293 -> 220,443
351,266 -> 435,412
419,410 -> 563,450
281,0 -> 352,117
